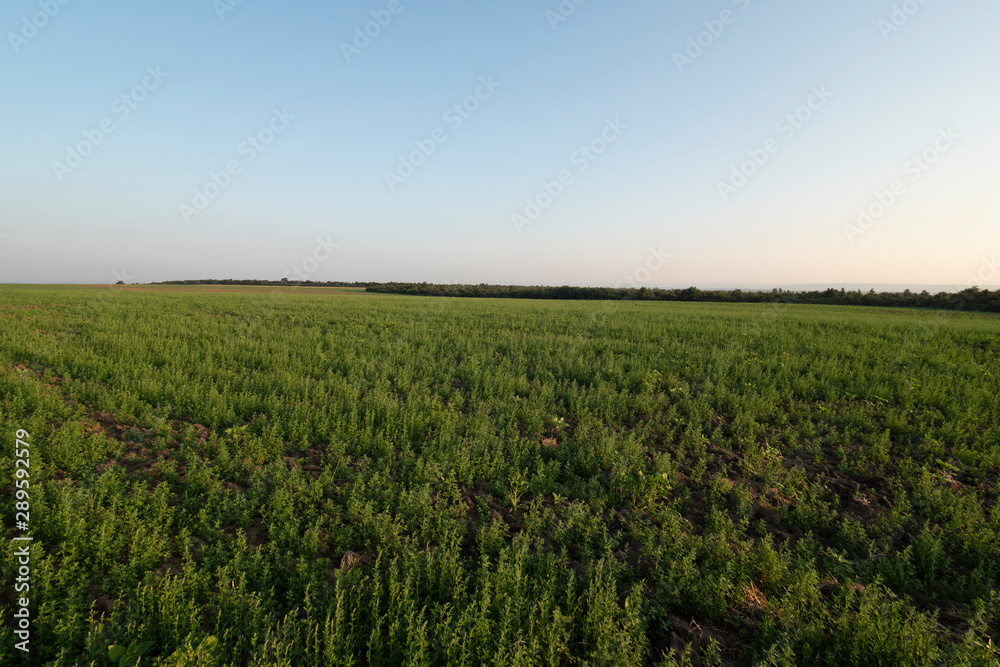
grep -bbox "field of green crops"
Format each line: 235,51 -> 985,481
2,285 -> 999,666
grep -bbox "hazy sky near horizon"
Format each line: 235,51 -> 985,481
1,0 -> 998,287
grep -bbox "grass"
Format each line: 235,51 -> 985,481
1,284 -> 998,665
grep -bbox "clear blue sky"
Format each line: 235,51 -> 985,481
2,0 -> 998,288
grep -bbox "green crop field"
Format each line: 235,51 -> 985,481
1,285 -> 998,666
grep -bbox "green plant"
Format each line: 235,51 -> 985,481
107,641 -> 154,666
165,635 -> 219,666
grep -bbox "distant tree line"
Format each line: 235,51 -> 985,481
153,279 -> 378,287
364,283 -> 1000,313
147,279 -> 1000,312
